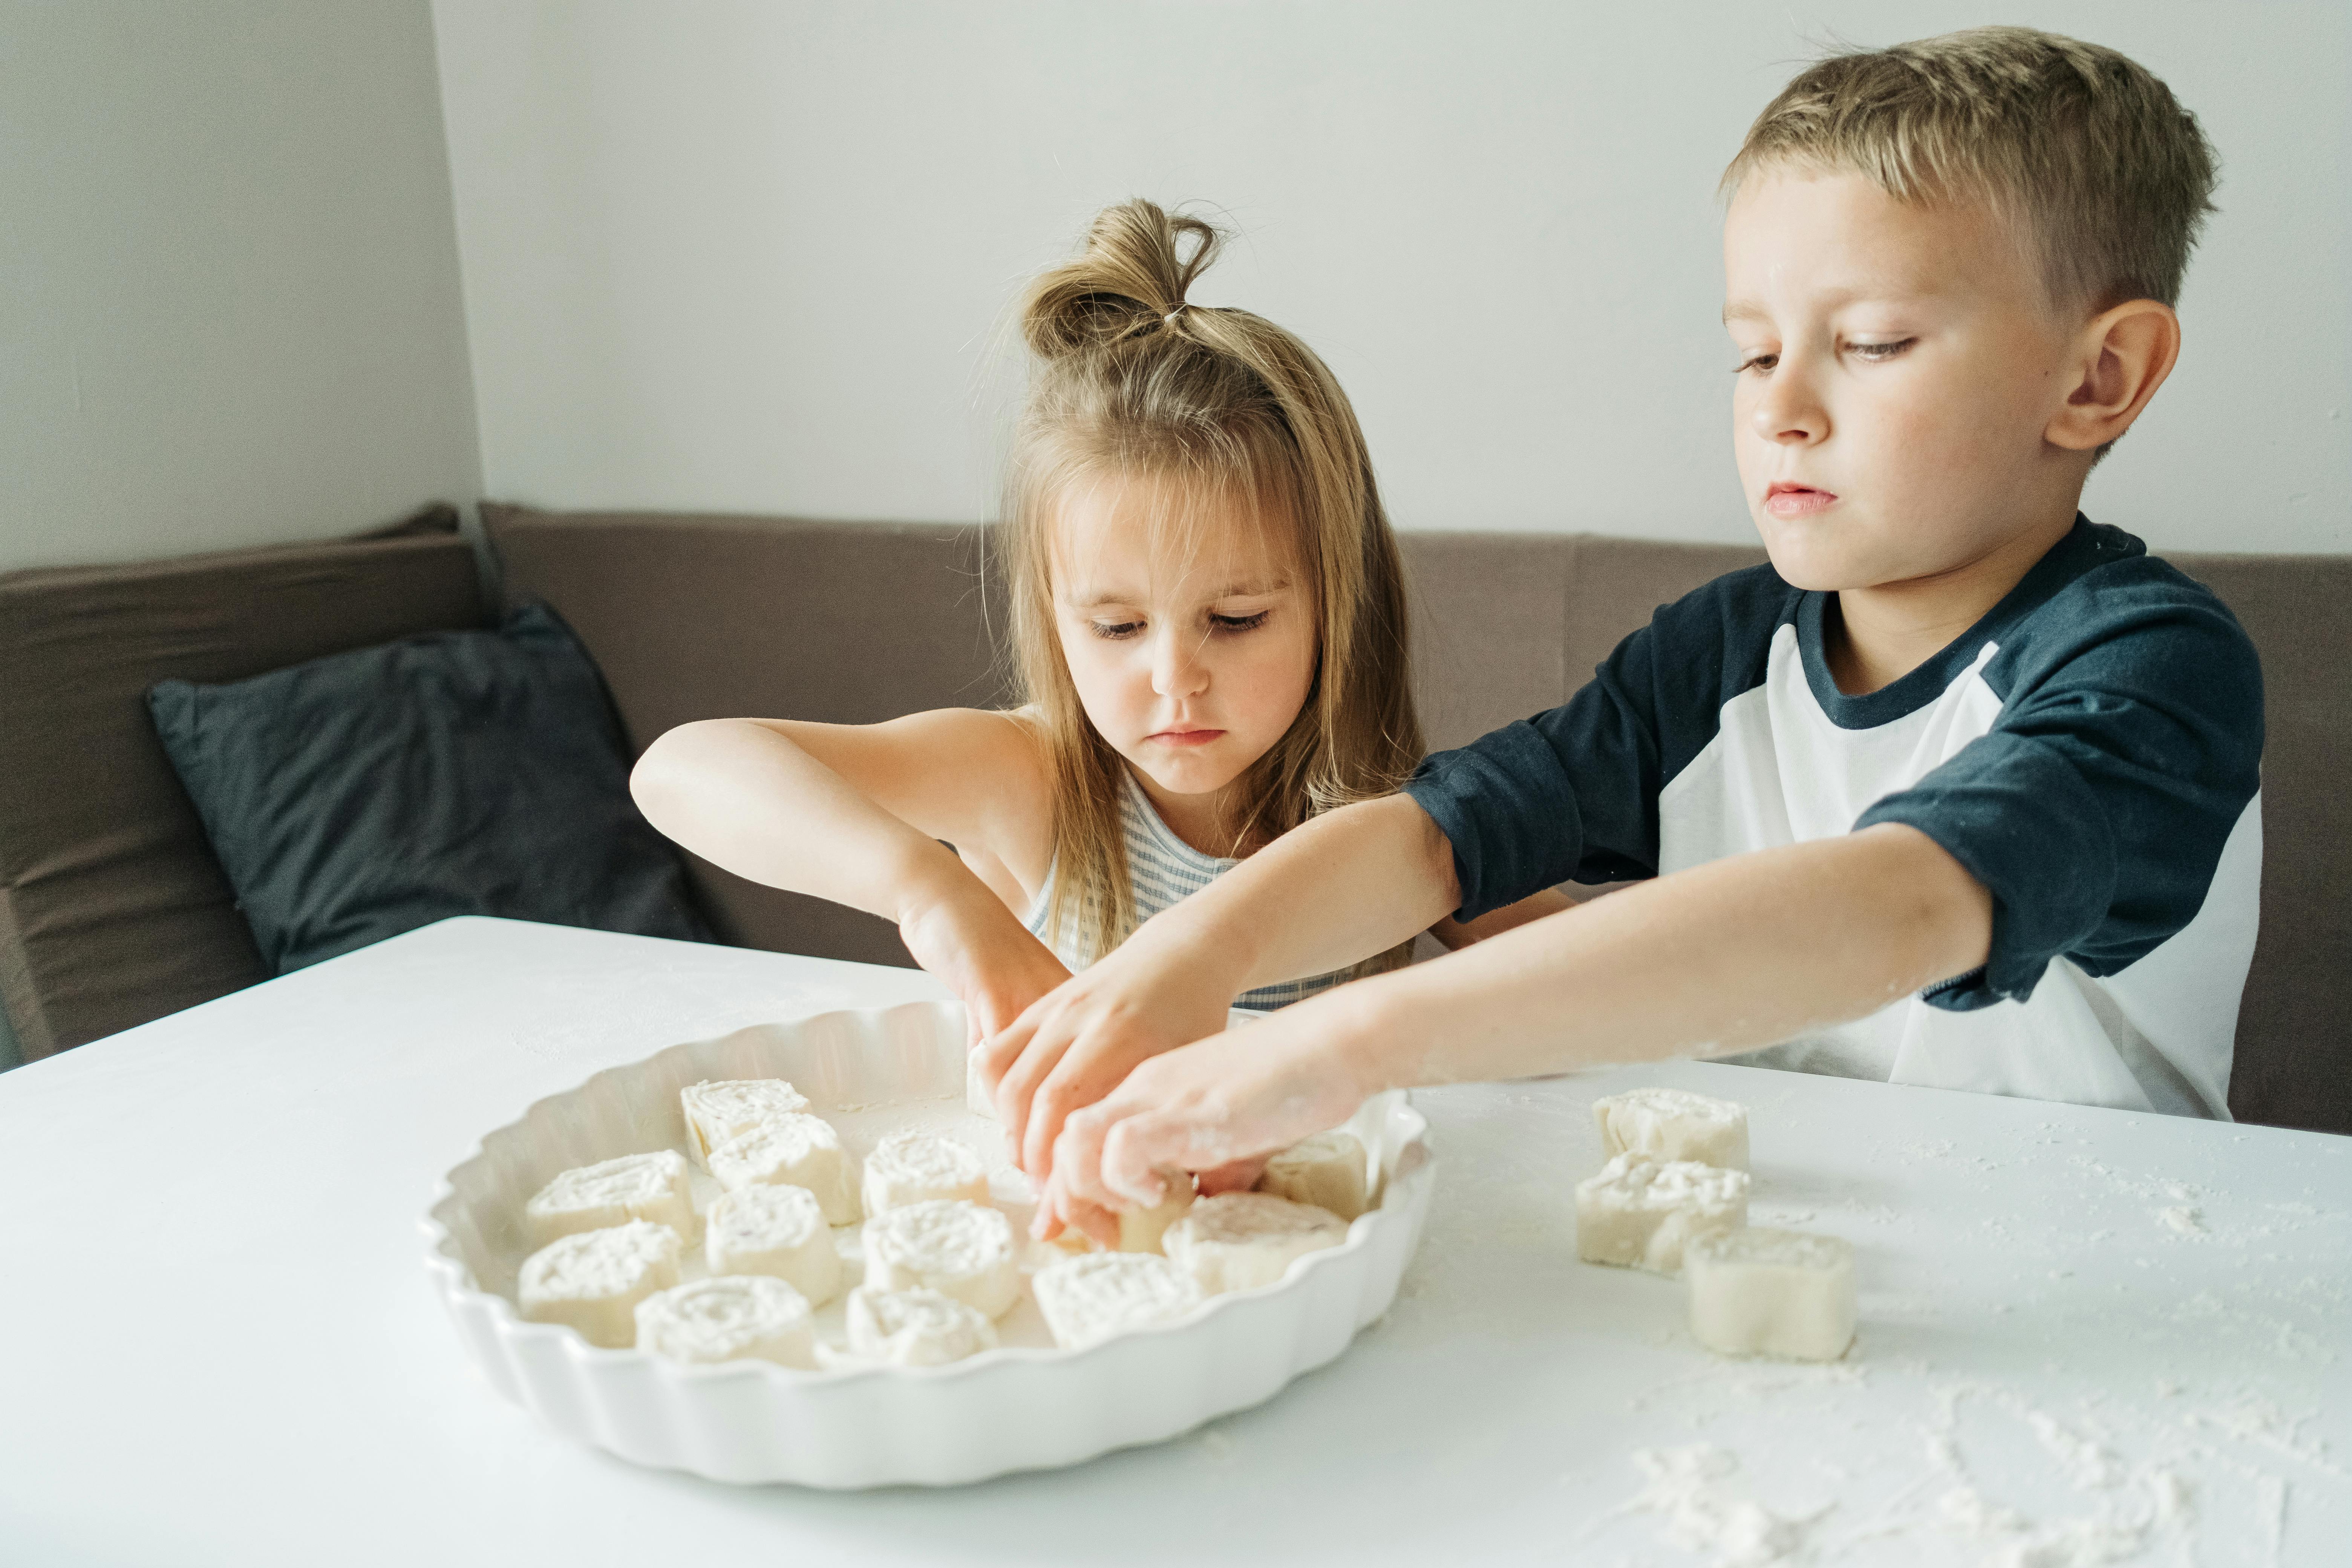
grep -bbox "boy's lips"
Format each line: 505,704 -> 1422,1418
1764,482 -> 1838,519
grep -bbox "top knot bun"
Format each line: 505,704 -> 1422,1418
1021,199 -> 1223,360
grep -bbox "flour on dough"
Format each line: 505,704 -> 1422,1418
1685,1227 -> 1854,1361
706,1112 -> 861,1223
634,1274 -> 816,1367
862,1199 -> 1022,1319
1033,1251 -> 1204,1349
706,1182 -> 842,1306
524,1149 -> 695,1246
845,1285 -> 998,1366
1163,1192 -> 1348,1295
1576,1153 -> 1750,1275
517,1220 -> 681,1348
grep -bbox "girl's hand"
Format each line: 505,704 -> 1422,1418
1035,1004 -> 1372,1224
972,929 -> 1240,1179
896,881 -> 1073,1047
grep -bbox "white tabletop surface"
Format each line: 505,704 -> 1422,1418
1,916 -> 2345,1567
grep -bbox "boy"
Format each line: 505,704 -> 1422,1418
980,27 -> 2264,1234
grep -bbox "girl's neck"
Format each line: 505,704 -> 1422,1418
1128,767 -> 1257,859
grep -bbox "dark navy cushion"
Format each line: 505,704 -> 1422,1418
147,600 -> 710,974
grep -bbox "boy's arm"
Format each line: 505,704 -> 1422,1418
631,710 -> 1068,1036
976,793 -> 1460,1174
1043,819 -> 1989,1219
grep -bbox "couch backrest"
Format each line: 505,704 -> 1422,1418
0,507 -> 483,1059
487,504 -> 2347,1133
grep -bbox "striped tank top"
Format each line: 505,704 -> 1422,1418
1023,772 -> 1357,1011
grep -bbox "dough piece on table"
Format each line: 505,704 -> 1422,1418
1685,1228 -> 1855,1362
1033,1252 -> 1204,1349
1591,1087 -> 1749,1171
680,1078 -> 812,1168
845,1286 -> 998,1367
1117,1172 -> 1197,1255
707,1113 -> 861,1223
863,1199 -> 1022,1319
706,1183 -> 842,1306
1576,1153 -> 1749,1275
634,1275 -> 816,1368
1162,1193 -> 1348,1295
861,1130 -> 989,1216
1257,1130 -> 1373,1221
517,1220 -> 682,1348
524,1150 -> 695,1245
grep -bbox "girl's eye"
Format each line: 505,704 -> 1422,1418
1734,352 -> 1778,376
1089,620 -> 1143,640
1849,338 -> 1917,361
1210,611 -> 1269,634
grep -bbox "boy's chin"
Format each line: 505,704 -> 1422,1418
1758,522 -> 1902,595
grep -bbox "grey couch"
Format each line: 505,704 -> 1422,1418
1,502 -> 2343,1135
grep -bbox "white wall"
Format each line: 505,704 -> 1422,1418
0,1 -> 482,1068
0,1 -> 482,576
432,0 -> 2349,554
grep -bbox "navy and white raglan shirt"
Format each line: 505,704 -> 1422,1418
1403,518 -> 2264,1119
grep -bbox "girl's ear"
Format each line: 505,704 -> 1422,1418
2046,299 -> 2181,455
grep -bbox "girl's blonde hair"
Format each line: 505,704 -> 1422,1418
998,199 -> 1422,971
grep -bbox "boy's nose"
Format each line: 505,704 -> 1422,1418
1751,363 -> 1828,445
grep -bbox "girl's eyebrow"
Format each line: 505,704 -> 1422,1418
1063,577 -> 1291,610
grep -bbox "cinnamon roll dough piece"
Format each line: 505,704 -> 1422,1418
517,1220 -> 682,1348
635,1275 -> 816,1368
1162,1193 -> 1348,1295
707,1113 -> 861,1223
844,1286 -> 998,1366
524,1150 -> 695,1246
861,1130 -> 989,1216
1257,1130 -> 1373,1221
1685,1228 -> 1855,1362
679,1078 -> 812,1167
862,1199 -> 1022,1319
1576,1153 -> 1749,1275
1033,1251 -> 1204,1349
1591,1087 -> 1749,1172
705,1182 -> 842,1306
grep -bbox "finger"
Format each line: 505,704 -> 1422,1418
1050,1102 -> 1130,1216
994,1026 -> 1076,1169
1196,1153 -> 1271,1196
1023,1041 -> 1133,1180
1063,1194 -> 1122,1250
972,1010 -> 1034,1104
1101,1112 -> 1223,1208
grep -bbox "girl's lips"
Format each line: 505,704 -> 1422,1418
1149,729 -> 1225,747
1765,484 -> 1838,519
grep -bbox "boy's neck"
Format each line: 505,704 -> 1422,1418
1824,507 -> 2080,697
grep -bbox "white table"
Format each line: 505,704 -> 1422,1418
2,917 -> 2344,1566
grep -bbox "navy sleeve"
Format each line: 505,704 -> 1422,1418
1856,566 -> 2263,1009
1403,566 -> 1790,921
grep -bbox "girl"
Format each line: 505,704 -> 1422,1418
631,200 -> 1555,1194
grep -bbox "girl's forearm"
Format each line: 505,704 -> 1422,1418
1145,794 -> 1461,998
1327,822 -> 1994,1093
630,720 -> 970,925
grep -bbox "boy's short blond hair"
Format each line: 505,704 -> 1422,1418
1724,26 -> 2218,312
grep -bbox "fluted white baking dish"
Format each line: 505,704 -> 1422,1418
421,999 -> 1435,1487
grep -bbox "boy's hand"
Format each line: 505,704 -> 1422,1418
973,929 -> 1241,1179
1034,1004 -> 1371,1224
896,882 -> 1072,1048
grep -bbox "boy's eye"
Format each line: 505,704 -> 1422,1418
1734,352 -> 1778,375
1848,338 -> 1917,361
1210,611 -> 1269,634
1089,620 -> 1143,640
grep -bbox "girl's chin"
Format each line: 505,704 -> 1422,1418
1124,753 -> 1251,799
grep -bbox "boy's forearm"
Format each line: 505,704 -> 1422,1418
1147,794 -> 1461,997
1331,823 -> 1993,1091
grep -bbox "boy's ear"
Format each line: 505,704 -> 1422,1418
2046,299 -> 2182,454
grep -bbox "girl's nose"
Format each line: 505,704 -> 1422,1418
1149,627 -> 1210,699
